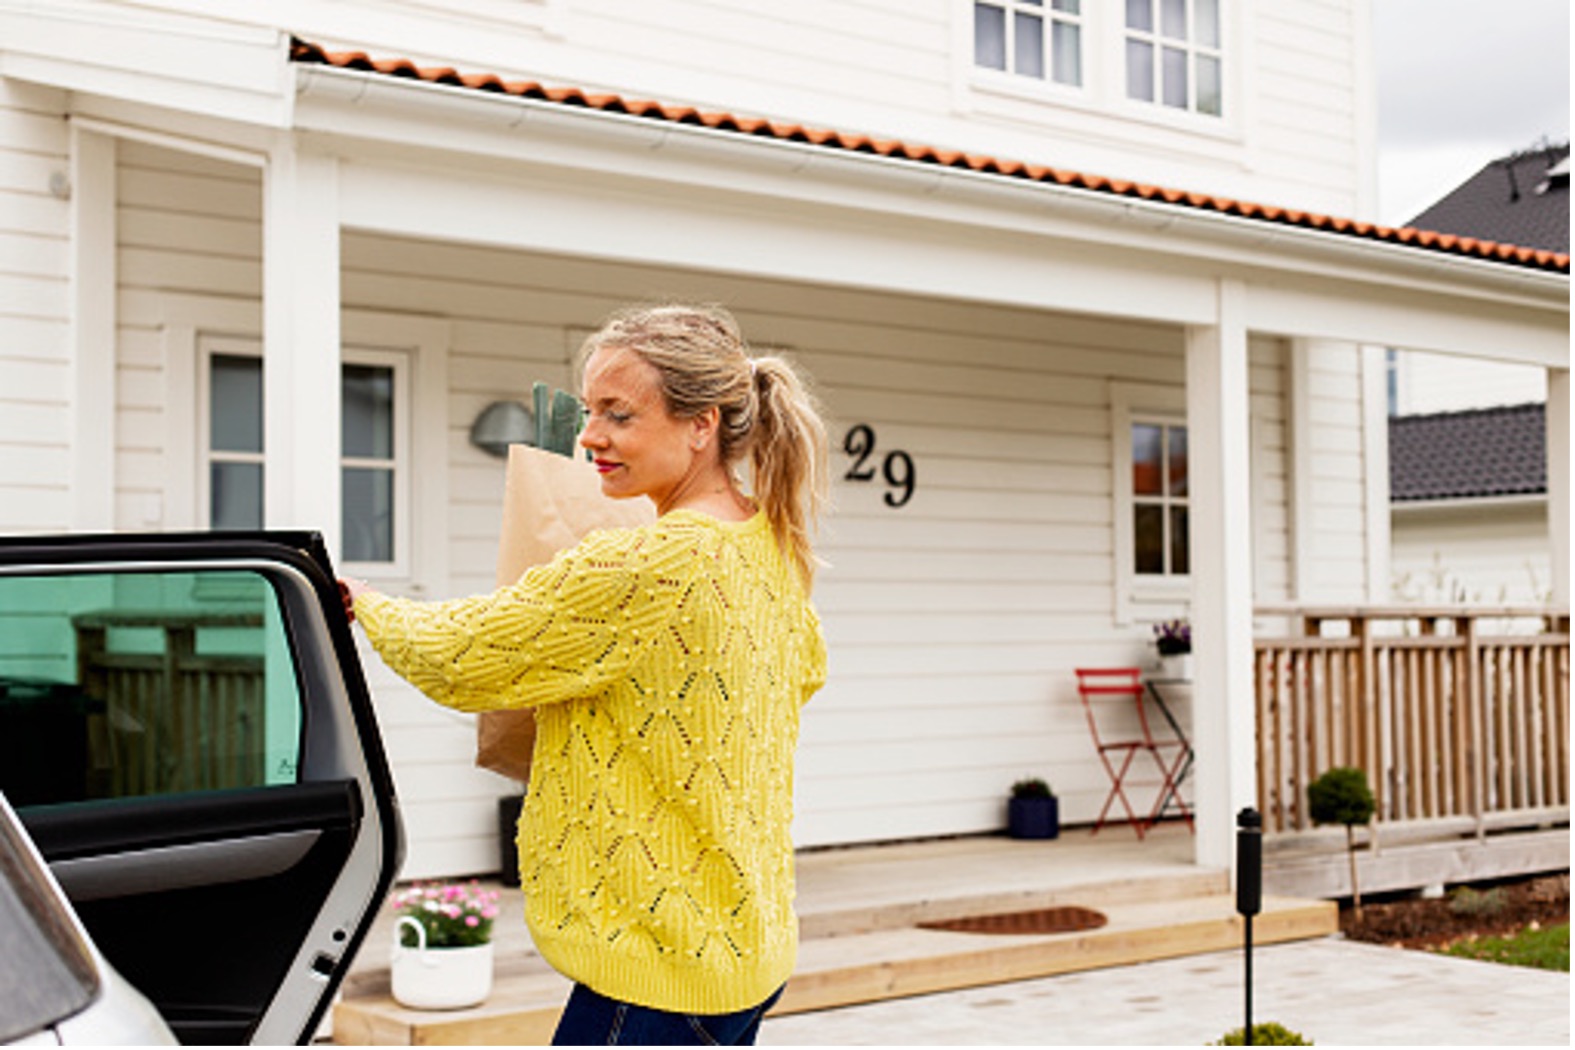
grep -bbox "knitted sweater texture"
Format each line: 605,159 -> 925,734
354,510 -> 826,1014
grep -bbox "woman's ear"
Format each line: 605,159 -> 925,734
690,405 -> 722,452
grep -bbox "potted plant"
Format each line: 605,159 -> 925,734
1007,777 -> 1059,840
389,881 -> 502,1010
1153,618 -> 1192,679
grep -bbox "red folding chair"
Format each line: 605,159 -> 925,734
1075,667 -> 1194,839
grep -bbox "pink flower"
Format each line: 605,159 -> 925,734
465,915 -> 480,928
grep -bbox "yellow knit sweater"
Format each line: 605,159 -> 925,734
354,510 -> 826,1014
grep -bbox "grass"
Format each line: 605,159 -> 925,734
1439,922 -> 1569,971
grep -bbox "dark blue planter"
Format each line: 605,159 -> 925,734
1008,795 -> 1059,840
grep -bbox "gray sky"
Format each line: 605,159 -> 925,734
1374,0 -> 1571,224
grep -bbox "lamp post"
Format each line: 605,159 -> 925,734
1236,806 -> 1262,1046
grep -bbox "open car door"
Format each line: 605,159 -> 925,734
0,531 -> 403,1044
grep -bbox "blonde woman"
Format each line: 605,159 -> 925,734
343,303 -> 829,1045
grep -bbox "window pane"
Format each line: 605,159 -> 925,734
1161,0 -> 1187,39
343,467 -> 394,563
210,355 -> 262,454
1196,0 -> 1220,47
342,364 -> 394,459
1196,54 -> 1222,115
211,462 -> 263,531
1014,12 -> 1044,77
1134,504 -> 1164,574
975,3 -> 1007,69
1170,506 -> 1190,575
1132,424 -> 1163,495
1126,39 -> 1155,100
1126,0 -> 1153,31
1167,426 -> 1189,497
1052,0 -> 1079,11
1052,21 -> 1081,85
1162,45 -> 1189,107
0,569 -> 300,806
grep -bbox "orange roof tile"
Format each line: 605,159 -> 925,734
290,39 -> 1569,275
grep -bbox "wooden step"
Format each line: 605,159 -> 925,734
329,892 -> 1336,1045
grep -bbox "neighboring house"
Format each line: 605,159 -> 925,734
1391,403 -> 1549,603
1388,144 -> 1566,417
0,2 -> 1567,881
1388,144 -> 1567,603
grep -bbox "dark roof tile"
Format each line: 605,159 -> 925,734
1390,403 -> 1547,502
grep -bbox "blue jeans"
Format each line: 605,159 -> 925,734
551,983 -> 783,1046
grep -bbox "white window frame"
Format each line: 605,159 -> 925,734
956,0 -> 1240,147
1121,0 -> 1225,118
339,346 -> 413,580
197,337 -> 413,579
1112,381 -> 1189,625
971,0 -> 1088,89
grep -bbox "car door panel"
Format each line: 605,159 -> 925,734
0,533 -> 402,1045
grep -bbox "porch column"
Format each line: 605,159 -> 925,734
69,126 -> 116,531
1185,278 -> 1257,869
263,141 -> 342,554
1550,369 -> 1570,606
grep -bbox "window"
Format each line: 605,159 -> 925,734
1131,420 -> 1189,576
201,341 -> 409,573
1124,0 -> 1222,116
974,0 -> 1084,86
0,568 -> 301,805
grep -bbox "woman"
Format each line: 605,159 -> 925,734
343,303 -> 829,1045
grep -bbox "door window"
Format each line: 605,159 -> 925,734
0,569 -> 301,808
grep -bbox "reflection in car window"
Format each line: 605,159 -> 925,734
0,570 -> 301,807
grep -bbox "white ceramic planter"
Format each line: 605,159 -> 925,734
1159,653 -> 1194,681
391,917 -> 494,1010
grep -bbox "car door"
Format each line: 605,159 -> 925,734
0,531 -> 403,1045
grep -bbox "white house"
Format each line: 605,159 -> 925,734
1,0 -> 1567,881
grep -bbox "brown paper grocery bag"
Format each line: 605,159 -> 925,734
475,445 -> 656,783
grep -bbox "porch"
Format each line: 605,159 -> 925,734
329,825 -> 1335,1044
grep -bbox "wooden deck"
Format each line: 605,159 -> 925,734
330,825 -> 1337,1045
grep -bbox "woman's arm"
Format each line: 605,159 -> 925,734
345,526 -> 696,713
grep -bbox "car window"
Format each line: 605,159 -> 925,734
0,569 -> 301,808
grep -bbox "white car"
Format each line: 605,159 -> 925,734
0,532 -> 404,1044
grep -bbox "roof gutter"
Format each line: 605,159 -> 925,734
293,63 -> 1569,305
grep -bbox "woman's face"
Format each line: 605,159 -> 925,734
579,345 -> 706,510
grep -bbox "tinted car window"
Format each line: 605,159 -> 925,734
0,570 -> 302,808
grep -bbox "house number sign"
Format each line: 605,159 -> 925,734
842,424 -> 915,508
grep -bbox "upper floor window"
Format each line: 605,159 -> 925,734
1124,0 -> 1222,116
974,0 -> 1084,86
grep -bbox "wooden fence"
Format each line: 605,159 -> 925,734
1253,606 -> 1570,837
75,610 -> 267,798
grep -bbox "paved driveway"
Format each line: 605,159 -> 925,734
760,937 -> 1571,1045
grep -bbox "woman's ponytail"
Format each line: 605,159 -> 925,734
748,355 -> 829,589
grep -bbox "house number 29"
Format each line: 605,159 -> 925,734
842,424 -> 916,508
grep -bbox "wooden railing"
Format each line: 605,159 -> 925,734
1253,606 -> 1570,837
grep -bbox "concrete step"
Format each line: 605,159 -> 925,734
329,891 -> 1336,1045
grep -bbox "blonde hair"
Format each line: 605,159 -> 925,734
578,303 -> 829,588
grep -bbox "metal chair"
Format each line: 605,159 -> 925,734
1075,667 -> 1193,839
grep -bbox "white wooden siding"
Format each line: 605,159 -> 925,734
70,0 -> 1368,218
1392,503 -> 1553,604
0,80 -> 71,530
1394,350 -> 1548,414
